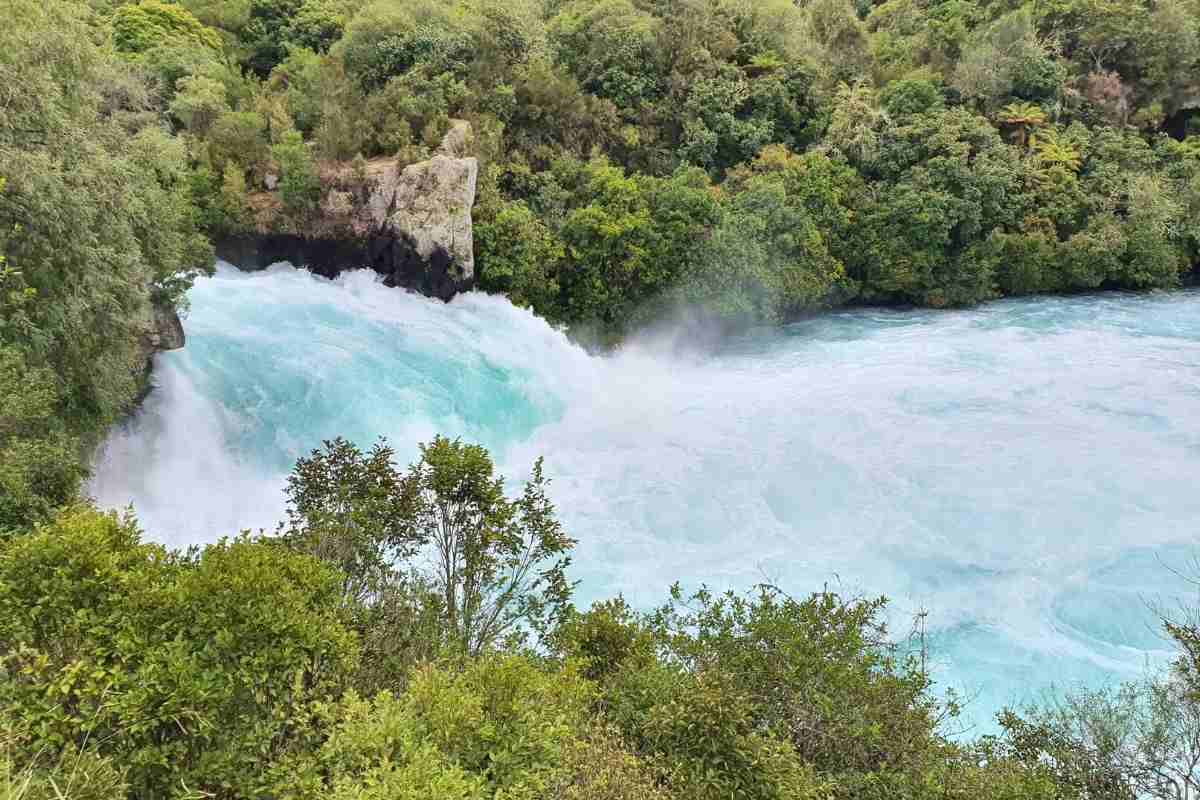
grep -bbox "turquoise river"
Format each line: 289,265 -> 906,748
91,263 -> 1200,733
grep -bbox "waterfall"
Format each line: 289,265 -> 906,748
92,263 -> 1200,730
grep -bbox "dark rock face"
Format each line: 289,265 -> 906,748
214,234 -> 368,278
214,232 -> 471,302
368,234 -> 467,301
213,232 -> 367,277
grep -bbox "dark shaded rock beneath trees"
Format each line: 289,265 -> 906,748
151,303 -> 185,351
213,232 -> 470,302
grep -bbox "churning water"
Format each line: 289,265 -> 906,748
91,263 -> 1200,732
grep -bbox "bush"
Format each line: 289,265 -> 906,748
272,130 -> 322,215
278,655 -> 602,798
603,663 -> 826,800
545,724 -> 671,800
880,78 -> 944,117
552,598 -> 656,683
0,343 -> 82,531
112,0 -> 221,56
475,199 -> 564,313
646,585 -> 947,790
0,507 -> 358,798
207,109 -> 271,174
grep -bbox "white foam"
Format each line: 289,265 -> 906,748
90,266 -> 1200,729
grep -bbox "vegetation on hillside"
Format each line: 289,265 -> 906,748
2,436 -> 1197,799
81,0 -> 1200,336
0,0 -> 210,531
1,1 -> 1200,795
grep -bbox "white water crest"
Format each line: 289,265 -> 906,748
91,263 -> 1200,731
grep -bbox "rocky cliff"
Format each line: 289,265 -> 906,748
215,122 -> 479,301
134,297 -> 186,389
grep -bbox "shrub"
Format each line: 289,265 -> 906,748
0,507 -> 358,798
112,0 -> 221,55
272,130 -> 322,215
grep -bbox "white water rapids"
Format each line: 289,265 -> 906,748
91,263 -> 1200,732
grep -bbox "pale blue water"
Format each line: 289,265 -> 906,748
92,264 -> 1200,734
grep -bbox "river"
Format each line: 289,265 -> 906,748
91,263 -> 1200,733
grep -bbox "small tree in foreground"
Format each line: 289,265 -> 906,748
283,437 -> 418,606
399,436 -> 577,656
283,436 -> 577,661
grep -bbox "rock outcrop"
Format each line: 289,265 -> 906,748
215,121 -> 479,301
134,298 -> 185,387
136,299 -> 185,356
366,122 -> 478,300
150,302 -> 186,351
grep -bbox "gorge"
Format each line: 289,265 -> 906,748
8,0 -> 1200,791
90,263 -> 1200,733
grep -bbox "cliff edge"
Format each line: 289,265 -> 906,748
215,121 -> 479,301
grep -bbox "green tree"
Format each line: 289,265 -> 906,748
270,46 -> 327,134
552,597 -> 657,683
218,161 -> 254,232
998,101 -> 1048,148
281,436 -> 576,661
557,161 -> 659,327
112,0 -> 221,56
880,78 -> 944,118
609,664 -> 826,800
272,129 -> 322,215
286,0 -> 347,54
801,0 -> 871,86
0,343 -> 82,531
648,585 -> 946,791
952,9 -> 1064,109
241,0 -> 305,76
0,0 -> 210,498
676,65 -> 777,172
282,437 -> 421,606
178,0 -> 252,33
272,655 -> 650,799
475,199 -> 565,314
398,436 -> 576,656
281,437 -> 445,692
168,73 -> 229,134
579,610 -> 827,799
207,108 -> 271,174
847,108 -> 1024,306
681,175 -> 847,324
334,0 -> 477,90
1033,127 -> 1084,177
549,0 -> 663,111
825,81 -> 888,167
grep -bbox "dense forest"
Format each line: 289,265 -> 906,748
89,0 -> 1200,336
2,0 -> 1200,796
